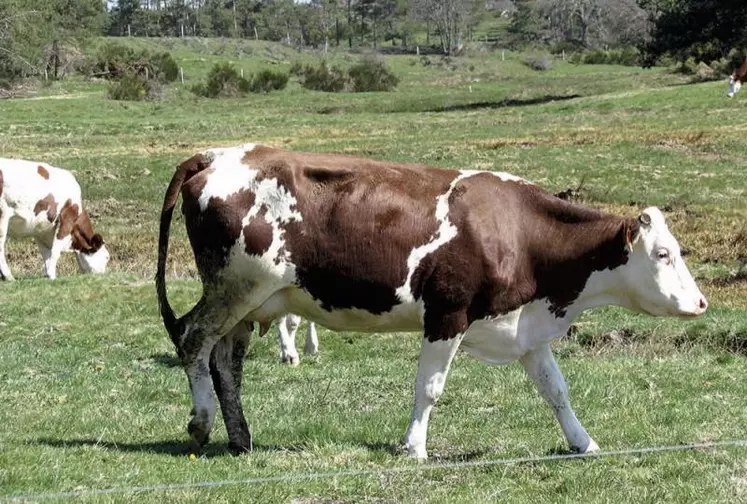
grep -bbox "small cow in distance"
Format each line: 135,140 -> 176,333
728,57 -> 747,97
157,144 -> 707,459
0,158 -> 110,280
277,314 -> 318,365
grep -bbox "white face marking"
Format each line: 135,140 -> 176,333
621,207 -> 706,317
77,244 -> 110,274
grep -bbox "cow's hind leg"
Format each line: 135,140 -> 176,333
404,310 -> 467,460
304,322 -> 319,356
277,314 -> 301,365
179,296 -> 249,451
520,343 -> 599,453
210,320 -> 252,453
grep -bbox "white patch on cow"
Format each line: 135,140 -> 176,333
459,169 -> 528,184
197,144 -> 257,211
77,245 -> 110,274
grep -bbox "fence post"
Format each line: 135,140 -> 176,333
180,67 -> 184,84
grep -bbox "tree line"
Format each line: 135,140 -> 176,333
1,0 -> 746,82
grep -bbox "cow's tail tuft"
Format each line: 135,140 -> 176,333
156,154 -> 210,352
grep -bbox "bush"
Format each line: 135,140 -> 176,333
107,72 -> 157,101
523,54 -> 554,71
190,62 -> 249,98
348,57 -> 399,92
296,61 -> 347,92
91,42 -> 178,83
249,69 -> 289,93
567,47 -> 641,67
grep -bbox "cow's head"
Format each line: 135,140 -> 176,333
70,209 -> 110,274
621,207 -> 707,317
75,233 -> 110,274
728,74 -> 742,98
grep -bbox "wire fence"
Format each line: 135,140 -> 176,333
2,438 -> 746,502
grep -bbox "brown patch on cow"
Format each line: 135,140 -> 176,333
181,166 -> 256,279
243,205 -> 273,256
55,200 -> 104,253
242,145 -> 459,316
33,194 -> 58,222
37,165 -> 50,180
734,57 -> 747,82
57,200 -> 79,240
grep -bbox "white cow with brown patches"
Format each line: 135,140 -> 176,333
157,144 -> 707,459
0,158 -> 110,280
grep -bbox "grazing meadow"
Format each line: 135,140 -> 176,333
1,38 -> 747,502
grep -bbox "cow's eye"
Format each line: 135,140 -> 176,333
656,249 -> 671,264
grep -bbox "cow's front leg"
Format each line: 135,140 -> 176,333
520,343 -> 599,453
41,235 -> 67,279
0,211 -> 13,281
210,320 -> 252,453
404,311 -> 467,460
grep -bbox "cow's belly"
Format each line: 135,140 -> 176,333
8,213 -> 54,238
461,301 -> 571,365
251,286 -> 425,333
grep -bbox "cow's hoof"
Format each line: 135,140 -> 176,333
405,444 -> 428,461
281,354 -> 300,366
227,439 -> 252,455
572,439 -> 600,454
187,413 -> 211,448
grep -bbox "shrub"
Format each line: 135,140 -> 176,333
348,57 -> 399,92
107,72 -> 156,101
523,54 -> 554,71
91,42 -> 178,83
296,61 -> 347,92
190,62 -> 250,98
249,69 -> 289,93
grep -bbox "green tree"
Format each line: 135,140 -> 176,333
639,0 -> 747,65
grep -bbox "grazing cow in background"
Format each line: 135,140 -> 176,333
277,314 -> 318,365
727,57 -> 747,97
156,144 -> 707,459
0,159 -> 110,280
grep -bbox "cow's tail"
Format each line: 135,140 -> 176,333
156,154 -> 209,351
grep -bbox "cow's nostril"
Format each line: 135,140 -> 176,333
698,298 -> 708,311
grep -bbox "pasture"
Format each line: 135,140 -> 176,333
1,39 -> 747,502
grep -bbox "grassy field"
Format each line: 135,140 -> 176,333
1,38 -> 747,502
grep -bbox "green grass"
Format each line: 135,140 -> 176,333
1,38 -> 747,502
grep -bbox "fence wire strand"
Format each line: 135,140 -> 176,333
3,438 -> 746,502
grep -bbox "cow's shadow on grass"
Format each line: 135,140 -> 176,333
33,438 -> 308,458
150,353 -> 181,368
422,94 -> 581,113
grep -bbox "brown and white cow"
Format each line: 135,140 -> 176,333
728,57 -> 747,97
156,144 -> 707,459
0,158 -> 109,280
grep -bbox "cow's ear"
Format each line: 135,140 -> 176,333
625,219 -> 641,251
638,211 -> 652,227
90,233 -> 104,252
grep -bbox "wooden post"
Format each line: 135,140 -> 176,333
127,24 -> 131,37
180,67 -> 184,84
502,50 -> 505,61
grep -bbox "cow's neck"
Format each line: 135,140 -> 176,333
525,203 -> 637,320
